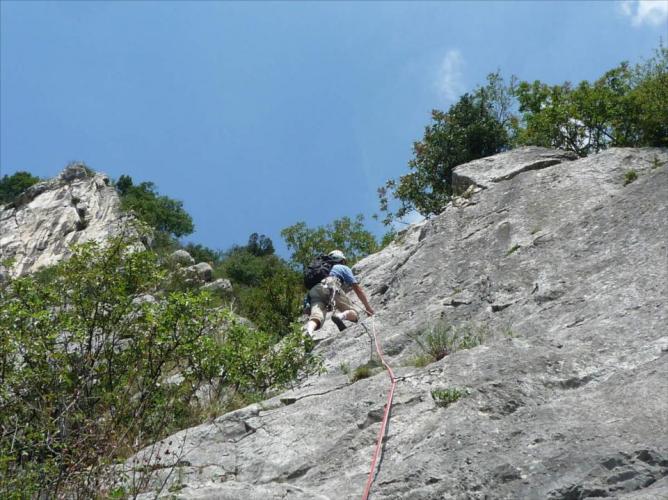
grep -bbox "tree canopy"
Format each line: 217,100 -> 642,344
515,46 -> 667,155
115,174 -> 194,240
281,214 -> 379,270
0,171 -> 41,205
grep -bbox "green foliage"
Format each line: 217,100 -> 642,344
219,245 -> 279,287
281,214 -> 379,270
411,321 -> 486,364
624,169 -> 638,185
379,46 -> 666,225
379,73 -> 512,224
0,171 -> 41,205
213,234 -> 303,336
115,174 -> 194,241
246,232 -> 275,257
234,264 -> 304,337
431,387 -> 466,408
0,237 -> 319,497
515,45 -> 668,154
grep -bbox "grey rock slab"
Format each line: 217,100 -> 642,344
128,148 -> 668,499
451,146 -> 579,191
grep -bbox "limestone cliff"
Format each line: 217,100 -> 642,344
128,147 -> 668,499
0,163 -> 133,278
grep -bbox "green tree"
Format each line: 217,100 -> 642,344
281,214 -> 379,270
378,74 -> 511,224
247,232 -> 275,257
0,171 -> 41,205
514,44 -> 668,154
115,175 -> 194,240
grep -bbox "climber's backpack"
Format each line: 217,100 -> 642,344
304,254 -> 337,289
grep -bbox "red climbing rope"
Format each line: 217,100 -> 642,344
361,315 -> 397,500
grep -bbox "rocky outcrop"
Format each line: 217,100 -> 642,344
171,249 -> 196,266
0,163 -> 133,276
127,147 -> 668,499
451,146 -> 578,191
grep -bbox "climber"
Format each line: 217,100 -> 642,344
304,250 -> 374,337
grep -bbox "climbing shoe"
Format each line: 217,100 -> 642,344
331,313 -> 347,332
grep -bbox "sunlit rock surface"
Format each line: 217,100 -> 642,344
0,164 -> 133,276
118,148 -> 668,498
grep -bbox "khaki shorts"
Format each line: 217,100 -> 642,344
308,277 -> 355,325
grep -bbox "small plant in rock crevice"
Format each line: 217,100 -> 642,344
431,387 -> 467,407
351,365 -> 371,382
350,358 -> 381,383
409,321 -> 486,367
651,156 -> 664,169
624,169 -> 638,185
409,354 -> 433,368
506,244 -> 521,256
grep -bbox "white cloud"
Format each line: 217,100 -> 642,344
620,0 -> 668,27
436,49 -> 465,102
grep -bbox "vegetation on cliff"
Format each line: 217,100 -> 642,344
0,171 -> 41,205
378,44 -> 667,224
0,235 -> 320,497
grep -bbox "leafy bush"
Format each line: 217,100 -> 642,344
411,321 -> 486,365
0,171 -> 41,205
0,236 -> 319,497
431,388 -> 466,407
214,235 -> 303,336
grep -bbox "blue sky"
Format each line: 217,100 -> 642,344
1,1 -> 666,257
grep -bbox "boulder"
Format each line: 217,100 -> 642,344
184,262 -> 214,283
201,278 -> 232,295
170,249 -> 195,266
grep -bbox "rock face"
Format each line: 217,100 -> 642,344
129,147 -> 666,498
451,146 -> 579,191
0,164 -> 132,276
